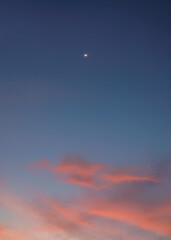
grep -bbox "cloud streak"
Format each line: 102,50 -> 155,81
0,156 -> 170,240
79,195 -> 171,237
101,172 -> 160,183
28,155 -> 160,188
0,180 -> 170,240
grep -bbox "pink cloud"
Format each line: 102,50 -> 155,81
19,156 -> 170,239
78,195 -> 171,237
28,156 -> 105,189
28,156 -> 160,188
102,172 -> 159,183
0,184 -> 170,240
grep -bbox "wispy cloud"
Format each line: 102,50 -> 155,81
78,195 -> 171,237
28,155 -> 160,188
0,180 -> 170,240
28,156 -> 105,189
0,156 -> 170,240
101,172 -> 159,183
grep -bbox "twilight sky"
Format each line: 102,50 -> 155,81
0,1 -> 171,240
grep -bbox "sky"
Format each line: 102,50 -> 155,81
0,0 -> 171,239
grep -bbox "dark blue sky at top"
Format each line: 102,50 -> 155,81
0,0 -> 171,179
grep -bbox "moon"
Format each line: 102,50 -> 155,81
83,53 -> 88,58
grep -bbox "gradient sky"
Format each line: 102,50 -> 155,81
0,1 -> 171,240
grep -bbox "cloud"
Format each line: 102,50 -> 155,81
0,183 -> 170,240
28,155 -> 160,188
0,189 -> 99,240
1,155 -> 167,240
32,195 -> 94,233
79,195 -> 171,237
101,172 -> 159,183
28,156 -> 105,189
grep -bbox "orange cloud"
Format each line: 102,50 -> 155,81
1,156 -> 170,240
0,188 -> 95,237
0,184 -> 170,240
36,195 -> 93,231
102,172 -> 159,183
79,196 -> 171,237
24,156 -> 171,238
25,193 -> 171,238
28,156 -> 105,189
28,156 -> 160,188
53,156 -> 107,189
